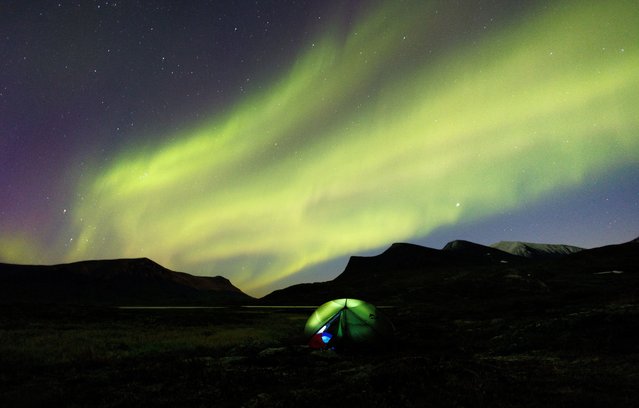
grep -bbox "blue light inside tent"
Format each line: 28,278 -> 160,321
321,332 -> 333,344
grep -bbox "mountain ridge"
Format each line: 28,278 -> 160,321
490,241 -> 584,259
261,236 -> 638,305
2,236 -> 637,306
0,257 -> 254,305
442,239 -> 524,262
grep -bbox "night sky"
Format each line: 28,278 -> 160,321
2,0 -> 638,296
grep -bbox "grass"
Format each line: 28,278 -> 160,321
0,306 -> 303,363
0,306 -> 308,407
1,303 -> 638,407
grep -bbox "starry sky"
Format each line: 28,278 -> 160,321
1,0 -> 638,297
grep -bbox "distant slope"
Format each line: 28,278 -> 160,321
261,240 -> 537,305
442,240 -> 524,263
0,258 -> 254,305
260,237 -> 638,307
490,241 -> 584,259
337,241 -> 523,283
557,237 -> 639,271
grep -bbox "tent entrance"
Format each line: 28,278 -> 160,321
309,310 -> 343,349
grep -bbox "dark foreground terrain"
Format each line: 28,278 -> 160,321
2,238 -> 638,406
1,300 -> 638,408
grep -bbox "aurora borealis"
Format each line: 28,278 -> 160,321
2,1 -> 638,296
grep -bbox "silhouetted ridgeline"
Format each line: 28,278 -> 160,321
0,257 -> 254,305
260,237 -> 639,307
490,241 -> 584,259
1,237 -> 637,307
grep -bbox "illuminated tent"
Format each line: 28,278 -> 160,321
304,298 -> 394,350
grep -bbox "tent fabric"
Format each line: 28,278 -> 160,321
305,298 -> 393,349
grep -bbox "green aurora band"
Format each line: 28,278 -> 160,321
54,0 -> 639,295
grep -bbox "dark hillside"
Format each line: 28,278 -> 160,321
0,258 -> 254,305
261,238 -> 639,313
491,241 -> 584,259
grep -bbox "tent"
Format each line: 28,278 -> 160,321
304,298 -> 394,350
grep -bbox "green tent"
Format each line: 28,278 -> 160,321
305,298 -> 394,349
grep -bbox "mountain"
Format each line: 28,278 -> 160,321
556,237 -> 639,271
4,236 -> 637,307
261,237 -> 638,307
337,240 -> 523,283
0,258 -> 254,305
441,239 -> 524,263
490,241 -> 584,259
261,240 -> 535,305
